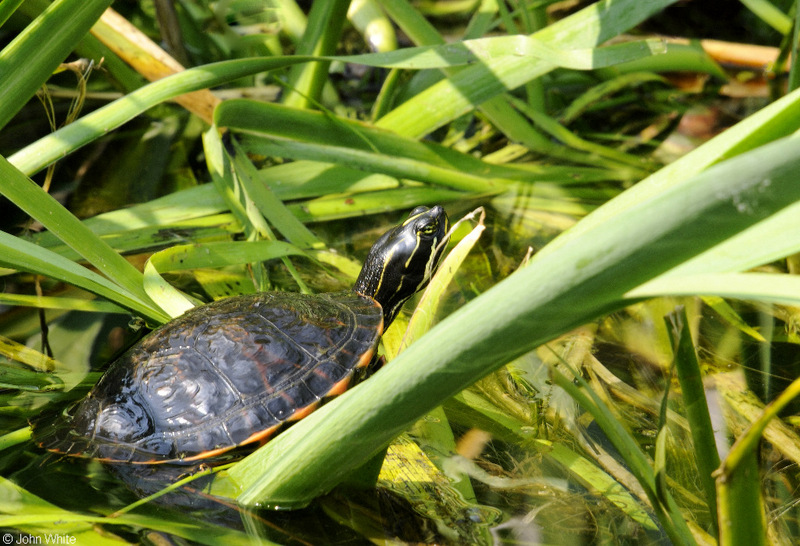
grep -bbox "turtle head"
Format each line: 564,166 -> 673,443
354,205 -> 450,328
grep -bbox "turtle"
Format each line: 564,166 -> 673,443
34,205 -> 450,465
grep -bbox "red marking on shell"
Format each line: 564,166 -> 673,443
288,400 -> 321,422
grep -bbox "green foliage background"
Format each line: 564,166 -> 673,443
2,0 -> 800,544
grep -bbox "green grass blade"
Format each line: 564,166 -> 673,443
283,0 -> 350,108
0,335 -> 58,371
0,0 -> 25,28
666,309 -> 720,537
378,0 -> 442,45
508,95 -> 653,170
9,58 -> 301,177
596,41 -> 727,79
143,261 -> 198,318
217,99 -> 522,193
238,137 -> 499,193
790,6 -> 800,92
378,0 -> 555,153
560,73 -> 668,124
146,241 -> 307,273
228,138 -> 323,249
29,185 -> 227,246
717,449 -> 766,546
739,0 -> 792,33
0,294 -> 128,314
715,375 -> 800,545
28,214 -> 239,263
203,126 -> 276,242
287,186 -> 466,222
348,0 -> 397,53
659,199 -> 800,277
629,272 -> 800,305
0,0 -> 112,130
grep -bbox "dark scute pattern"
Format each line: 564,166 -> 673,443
35,291 -> 382,462
93,402 -> 152,443
138,350 -> 240,429
304,366 -> 339,398
265,393 -> 296,422
280,380 -> 323,415
224,402 -> 275,441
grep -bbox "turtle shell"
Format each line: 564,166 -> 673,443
35,291 -> 383,464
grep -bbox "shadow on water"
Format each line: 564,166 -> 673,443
13,448 -> 496,545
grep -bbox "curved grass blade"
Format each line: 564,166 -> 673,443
348,0 -> 397,53
143,260 -> 197,318
0,230 -> 166,324
596,40 -> 727,79
143,240 -> 308,318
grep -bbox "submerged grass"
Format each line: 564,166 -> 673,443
1,0 -> 800,543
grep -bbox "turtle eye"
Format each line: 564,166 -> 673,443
417,220 -> 438,237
